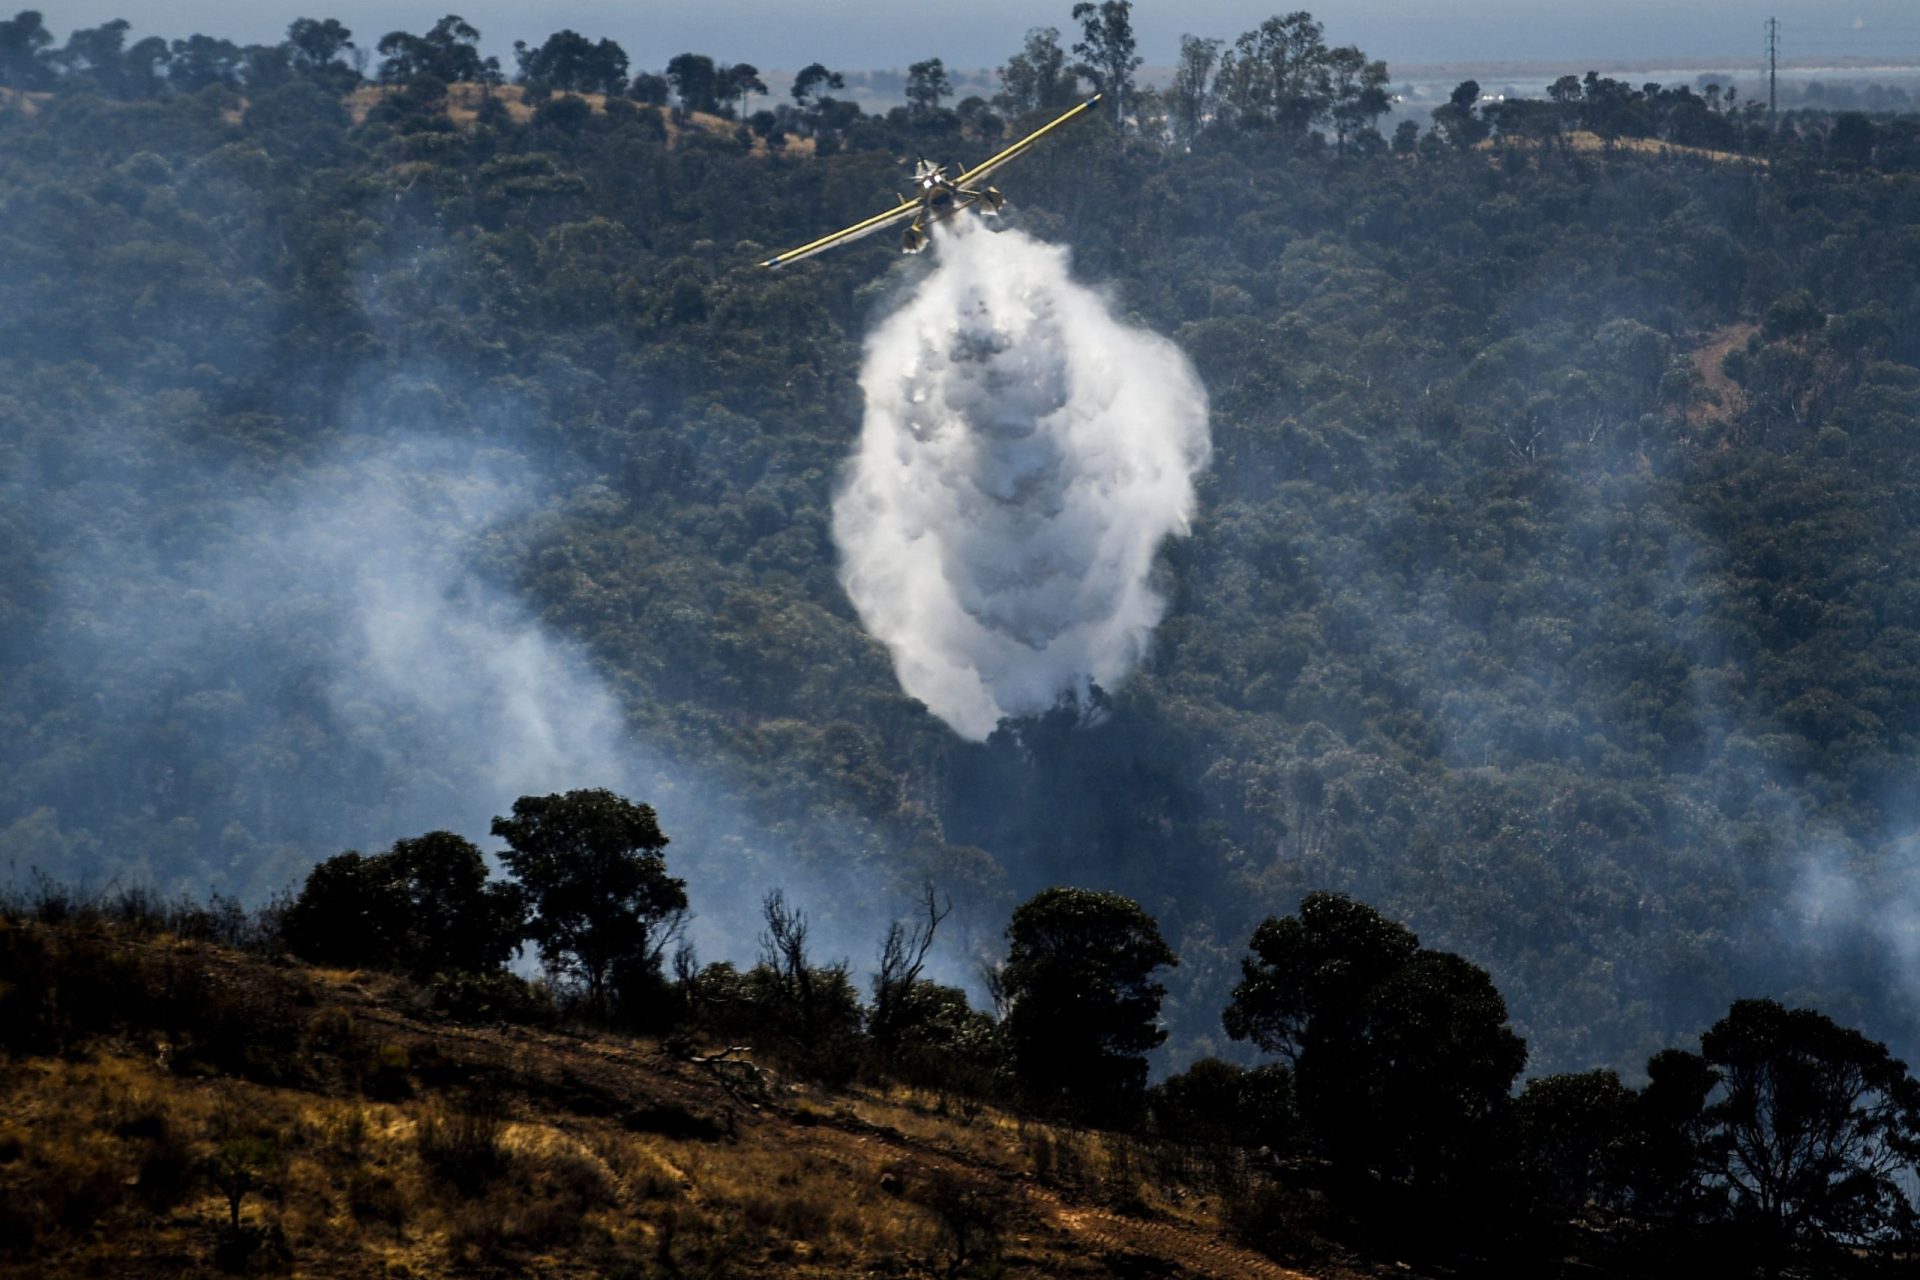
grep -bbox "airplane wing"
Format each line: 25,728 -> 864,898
953,92 -> 1103,188
759,197 -> 922,269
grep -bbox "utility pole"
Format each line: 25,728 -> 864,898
1766,16 -> 1779,130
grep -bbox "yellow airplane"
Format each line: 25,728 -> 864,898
758,93 -> 1103,268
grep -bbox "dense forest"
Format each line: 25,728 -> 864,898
3,1 -> 1920,1112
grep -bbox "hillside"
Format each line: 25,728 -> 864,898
0,914 -> 1335,1279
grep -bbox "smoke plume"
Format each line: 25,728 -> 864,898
833,223 -> 1211,739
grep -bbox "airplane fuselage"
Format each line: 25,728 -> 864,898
897,162 -> 1004,254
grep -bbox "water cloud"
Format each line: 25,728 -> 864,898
834,223 -> 1211,739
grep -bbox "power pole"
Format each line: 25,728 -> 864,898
1766,16 -> 1779,130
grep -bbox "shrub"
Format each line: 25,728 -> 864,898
361,1043 -> 413,1101
417,1096 -> 506,1195
913,1168 -> 1007,1276
424,970 -> 554,1026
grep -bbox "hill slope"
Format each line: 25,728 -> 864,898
0,916 -> 1334,1278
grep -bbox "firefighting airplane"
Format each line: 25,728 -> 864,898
757,93 -> 1102,268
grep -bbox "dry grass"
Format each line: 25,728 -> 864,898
0,87 -> 49,116
1689,321 -> 1759,426
0,922 -> 1336,1278
342,81 -> 813,154
1483,128 -> 1765,167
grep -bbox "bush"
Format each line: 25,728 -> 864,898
424,970 -> 554,1026
1222,1179 -> 1325,1266
360,1043 -> 413,1101
443,1148 -> 612,1265
417,1096 -> 507,1195
913,1168 -> 1007,1275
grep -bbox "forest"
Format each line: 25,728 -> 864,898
1,3 -> 1920,1262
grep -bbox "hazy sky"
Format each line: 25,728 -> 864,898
31,2 -> 1920,74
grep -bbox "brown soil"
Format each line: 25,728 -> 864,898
1689,321 -> 1758,424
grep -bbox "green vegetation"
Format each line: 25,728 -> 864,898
492,788 -> 686,1011
280,830 -> 524,975
1002,886 -> 1177,1121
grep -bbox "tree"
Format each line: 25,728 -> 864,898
955,94 -> 1002,140
380,832 -> 525,973
884,979 -> 1003,1095
1325,45 -> 1389,153
718,63 -> 766,119
514,30 -> 629,97
1223,890 -> 1417,1065
665,52 -> 719,114
1149,1057 -> 1292,1150
790,61 -> 844,107
0,10 -> 53,91
168,35 -> 246,94
1516,1069 -> 1638,1215
1547,72 -> 1583,139
1699,998 -> 1920,1249
376,14 -> 497,85
753,890 -> 862,1066
1070,0 -> 1139,123
868,881 -> 950,1062
1215,11 -> 1331,136
492,789 -> 688,1009
120,36 -> 170,98
287,17 -> 354,72
205,1135 -> 280,1232
995,27 -> 1076,117
1225,893 -> 1526,1200
44,19 -> 133,96
1630,1046 -> 1721,1222
1430,79 -> 1488,149
281,851 -> 398,970
1829,112 -> 1877,170
905,57 -> 951,119
1168,35 -> 1221,146
277,17 -> 359,93
1000,887 -> 1177,1121
281,832 -> 523,976
629,71 -> 668,106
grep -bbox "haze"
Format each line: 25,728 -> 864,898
32,0 -> 1920,72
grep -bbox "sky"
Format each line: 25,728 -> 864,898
30,1 -> 1920,74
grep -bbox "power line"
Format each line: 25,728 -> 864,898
1767,16 -> 1779,128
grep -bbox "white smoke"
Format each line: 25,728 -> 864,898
833,223 -> 1211,739
257,439 -> 635,808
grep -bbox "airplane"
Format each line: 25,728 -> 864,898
758,93 -> 1103,269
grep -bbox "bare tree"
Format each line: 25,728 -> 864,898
759,890 -> 851,1051
870,881 -> 952,1060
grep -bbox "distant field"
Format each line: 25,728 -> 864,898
0,87 -> 50,116
1483,128 -> 1764,165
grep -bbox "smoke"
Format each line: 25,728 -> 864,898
235,437 -> 634,815
13,422 -> 635,895
833,222 -> 1211,740
5,390 -> 920,971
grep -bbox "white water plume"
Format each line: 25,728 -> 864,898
833,223 -> 1211,740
